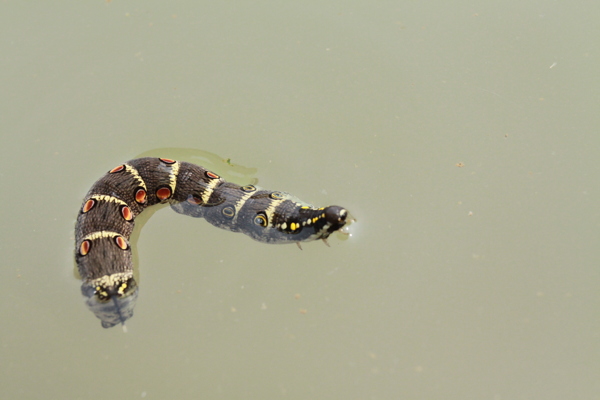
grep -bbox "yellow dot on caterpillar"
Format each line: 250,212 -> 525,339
281,222 -> 287,230
306,219 -> 311,225
312,218 -> 318,223
321,213 -> 325,218
118,282 -> 127,295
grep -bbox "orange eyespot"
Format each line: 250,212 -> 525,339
80,240 -> 91,256
109,165 -> 125,174
114,236 -> 129,250
156,187 -> 172,201
187,195 -> 202,205
135,188 -> 147,204
120,205 -> 133,221
82,199 -> 96,213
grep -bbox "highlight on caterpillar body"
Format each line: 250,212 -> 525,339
74,157 -> 351,329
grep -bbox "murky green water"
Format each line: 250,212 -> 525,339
1,2 -> 598,399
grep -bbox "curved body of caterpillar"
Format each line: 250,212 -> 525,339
75,157 -> 349,328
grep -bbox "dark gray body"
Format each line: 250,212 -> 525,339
75,157 -> 349,328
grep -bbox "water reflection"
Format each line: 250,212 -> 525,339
82,277 -> 139,330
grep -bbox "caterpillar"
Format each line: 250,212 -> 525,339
75,157 -> 350,329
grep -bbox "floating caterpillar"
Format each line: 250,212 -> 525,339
75,157 -> 350,328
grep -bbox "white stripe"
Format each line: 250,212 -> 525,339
201,178 -> 221,204
81,230 -> 127,242
125,164 -> 147,190
87,272 -> 133,287
87,195 -> 128,207
263,199 -> 285,226
169,161 -> 180,192
231,190 -> 256,225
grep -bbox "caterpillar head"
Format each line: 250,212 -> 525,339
322,206 -> 350,234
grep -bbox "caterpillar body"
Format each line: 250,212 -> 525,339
75,157 -> 349,328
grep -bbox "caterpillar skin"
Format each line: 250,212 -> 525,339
75,157 -> 349,328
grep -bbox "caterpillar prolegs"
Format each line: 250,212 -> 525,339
75,157 -> 350,328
